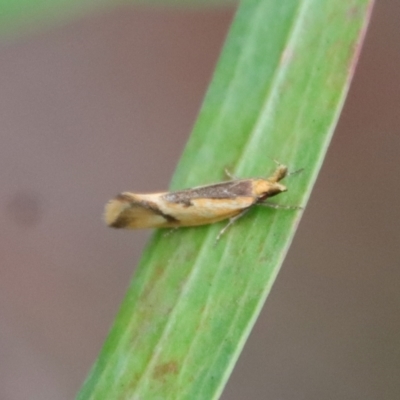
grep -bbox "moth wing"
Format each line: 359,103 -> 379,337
158,196 -> 255,226
105,193 -> 169,229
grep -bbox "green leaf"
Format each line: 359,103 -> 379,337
77,0 -> 373,399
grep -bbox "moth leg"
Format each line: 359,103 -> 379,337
224,168 -> 238,180
215,208 -> 250,243
258,202 -> 303,210
163,227 -> 179,237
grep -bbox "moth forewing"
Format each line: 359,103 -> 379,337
157,196 -> 255,227
105,192 -> 173,229
104,164 -> 293,234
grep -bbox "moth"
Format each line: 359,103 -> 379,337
104,164 -> 299,240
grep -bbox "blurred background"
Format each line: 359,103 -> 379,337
1,2 -> 399,399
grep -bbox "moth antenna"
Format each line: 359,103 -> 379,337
286,167 -> 304,177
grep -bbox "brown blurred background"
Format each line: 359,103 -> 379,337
1,2 -> 399,399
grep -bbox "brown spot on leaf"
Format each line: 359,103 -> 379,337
152,361 -> 179,381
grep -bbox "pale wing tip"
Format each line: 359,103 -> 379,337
104,195 -> 130,228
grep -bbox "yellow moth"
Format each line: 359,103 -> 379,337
104,164 -> 298,240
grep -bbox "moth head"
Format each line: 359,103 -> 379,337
269,164 -> 288,183
266,182 -> 287,198
261,163 -> 288,197
253,179 -> 287,200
